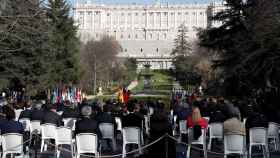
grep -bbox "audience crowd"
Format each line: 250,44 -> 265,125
0,92 -> 278,158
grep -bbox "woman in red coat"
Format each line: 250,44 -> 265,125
187,107 -> 208,129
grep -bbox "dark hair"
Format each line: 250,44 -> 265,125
127,103 -> 135,113
103,104 -> 109,112
3,106 -> 15,120
46,103 -> 56,110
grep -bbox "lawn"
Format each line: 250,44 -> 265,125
132,70 -> 173,95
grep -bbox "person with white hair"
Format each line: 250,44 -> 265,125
74,105 -> 101,139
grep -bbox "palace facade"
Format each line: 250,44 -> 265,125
73,1 -> 224,69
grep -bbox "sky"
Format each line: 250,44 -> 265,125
68,0 -> 216,6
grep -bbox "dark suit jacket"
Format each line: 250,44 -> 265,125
74,117 -> 101,138
31,109 -> 44,121
41,111 -> 63,127
19,109 -> 32,119
62,107 -> 79,118
0,120 -> 24,134
209,110 -> 226,123
95,112 -> 117,131
122,113 -> 143,129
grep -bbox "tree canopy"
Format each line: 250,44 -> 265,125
199,0 -> 280,97
0,0 -> 81,97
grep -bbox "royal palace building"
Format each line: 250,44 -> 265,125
73,0 -> 224,69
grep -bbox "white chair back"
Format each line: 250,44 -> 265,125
56,111 -> 63,116
187,128 -> 207,158
188,128 -> 206,145
123,127 -> 141,144
179,120 -> 187,134
19,118 -> 31,132
62,118 -> 76,130
149,107 -> 154,115
268,122 -> 279,137
144,115 -> 150,135
268,122 -> 280,151
30,120 -> 41,134
209,123 -> 223,138
224,134 -> 245,155
122,127 -> 142,158
208,123 -> 223,150
41,123 -> 57,139
249,127 -> 267,145
2,133 -> 23,158
56,127 -> 72,145
56,127 -> 73,158
249,127 -> 269,158
76,133 -> 99,157
99,123 -> 114,139
115,117 -> 122,131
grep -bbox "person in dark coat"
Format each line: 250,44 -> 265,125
61,102 -> 79,119
19,103 -> 32,120
0,106 -> 24,134
245,105 -> 268,144
95,104 -> 117,129
41,104 -> 63,127
149,106 -> 175,158
122,103 -> 143,129
30,103 -> 44,121
75,105 -> 101,139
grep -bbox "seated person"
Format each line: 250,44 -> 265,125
122,103 -> 143,130
187,107 -> 208,140
75,105 -> 101,139
61,101 -> 79,119
95,104 -> 117,130
0,106 -> 24,134
245,105 -> 268,143
41,104 -> 63,127
30,102 -> 44,121
187,107 -> 208,129
19,102 -> 32,120
223,108 -> 245,136
209,107 -> 226,124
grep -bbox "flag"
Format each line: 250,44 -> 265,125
117,88 -> 124,103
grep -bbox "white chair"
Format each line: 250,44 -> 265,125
122,127 -> 142,158
179,120 -> 187,141
41,123 -> 57,152
148,107 -> 154,116
30,120 -> 41,138
144,115 -> 150,136
62,118 -> 76,131
249,127 -> 269,158
57,111 -> 63,116
187,128 -> 207,158
18,118 -> 31,132
14,109 -> 23,121
2,133 -> 24,158
268,122 -> 279,151
224,134 -> 246,158
99,123 -> 116,151
208,123 -> 223,150
173,115 -> 178,136
115,117 -> 122,132
56,127 -> 74,158
76,133 -> 99,158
